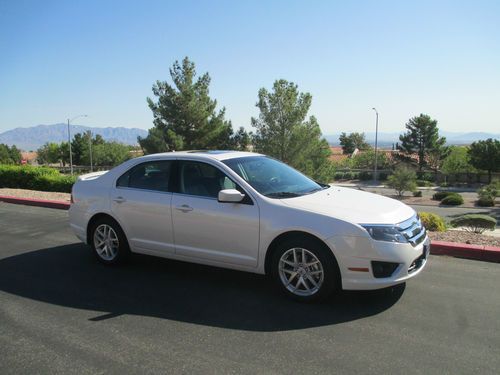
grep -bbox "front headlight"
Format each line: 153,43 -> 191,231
361,225 -> 407,243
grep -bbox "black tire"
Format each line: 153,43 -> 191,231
271,237 -> 340,302
90,217 -> 130,265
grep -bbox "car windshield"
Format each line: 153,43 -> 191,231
222,156 -> 326,198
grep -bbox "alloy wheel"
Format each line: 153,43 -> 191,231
278,247 -> 324,297
93,224 -> 119,261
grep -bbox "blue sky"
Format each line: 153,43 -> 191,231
1,0 -> 499,134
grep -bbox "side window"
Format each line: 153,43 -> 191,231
116,161 -> 172,192
179,161 -> 236,198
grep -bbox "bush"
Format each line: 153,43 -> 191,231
413,190 -> 422,197
419,212 -> 446,232
477,183 -> 498,206
450,214 -> 497,234
477,196 -> 495,207
432,191 -> 455,201
0,164 -> 76,193
441,193 -> 464,206
387,167 -> 417,197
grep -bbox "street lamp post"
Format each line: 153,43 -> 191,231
67,114 -> 88,175
372,108 -> 379,183
88,130 -> 93,172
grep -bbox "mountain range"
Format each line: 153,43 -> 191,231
0,124 -> 148,151
0,123 -> 498,151
324,131 -> 500,147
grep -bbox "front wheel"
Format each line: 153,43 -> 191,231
271,238 -> 339,302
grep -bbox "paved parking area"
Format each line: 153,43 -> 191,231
1,202 -> 499,374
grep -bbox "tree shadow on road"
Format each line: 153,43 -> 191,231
0,244 -> 406,332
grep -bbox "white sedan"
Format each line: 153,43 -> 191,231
69,151 -> 429,302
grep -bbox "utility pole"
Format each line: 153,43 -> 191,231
88,130 -> 93,172
67,114 -> 88,175
372,108 -> 379,183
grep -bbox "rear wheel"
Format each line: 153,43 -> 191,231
90,217 -> 129,265
271,238 -> 339,302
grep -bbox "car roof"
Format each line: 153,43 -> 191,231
138,150 -> 263,162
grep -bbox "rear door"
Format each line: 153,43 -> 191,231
111,159 -> 175,255
171,160 -> 260,267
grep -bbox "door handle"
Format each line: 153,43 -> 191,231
175,204 -> 193,212
113,196 -> 126,203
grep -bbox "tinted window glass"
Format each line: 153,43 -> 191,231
222,156 -> 323,198
179,161 -> 234,198
117,161 -> 172,192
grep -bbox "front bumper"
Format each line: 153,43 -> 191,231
326,234 -> 430,290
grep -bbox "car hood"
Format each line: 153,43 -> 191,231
281,186 -> 415,225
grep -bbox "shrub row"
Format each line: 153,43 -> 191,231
333,171 -> 388,181
0,165 -> 76,193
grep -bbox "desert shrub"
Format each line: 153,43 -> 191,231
477,196 -> 495,207
477,183 -> 498,206
0,164 -> 76,193
432,191 -> 455,201
413,190 -> 422,197
441,193 -> 464,206
387,167 -> 417,197
450,214 -> 497,234
419,212 -> 446,232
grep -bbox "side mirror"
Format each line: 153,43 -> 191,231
218,189 -> 245,203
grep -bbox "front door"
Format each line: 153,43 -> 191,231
171,160 -> 260,267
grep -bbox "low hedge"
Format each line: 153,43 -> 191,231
419,212 -> 446,232
0,165 -> 76,193
450,214 -> 497,234
441,193 -> 464,206
413,190 -> 423,197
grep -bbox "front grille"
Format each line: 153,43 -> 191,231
396,214 -> 426,247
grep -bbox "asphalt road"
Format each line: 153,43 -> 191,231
1,202 -> 499,374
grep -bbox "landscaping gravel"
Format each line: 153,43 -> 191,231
428,230 -> 500,247
0,188 -> 70,202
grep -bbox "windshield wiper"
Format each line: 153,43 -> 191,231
265,191 -> 302,198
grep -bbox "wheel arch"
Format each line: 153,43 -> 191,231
263,230 -> 340,276
86,212 -> 126,245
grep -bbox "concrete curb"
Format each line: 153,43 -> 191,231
0,195 -> 70,210
431,240 -> 500,263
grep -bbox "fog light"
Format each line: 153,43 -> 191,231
371,261 -> 399,278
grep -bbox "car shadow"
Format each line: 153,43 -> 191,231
0,244 -> 406,332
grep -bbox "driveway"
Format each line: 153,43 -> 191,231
1,203 -> 499,374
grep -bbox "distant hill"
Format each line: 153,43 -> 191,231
325,131 -> 500,147
0,124 -> 148,151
